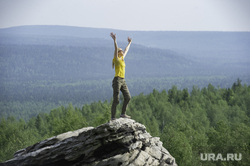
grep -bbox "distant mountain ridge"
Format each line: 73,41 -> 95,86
0,25 -> 249,87
1,25 -> 250,50
1,25 -> 249,62
0,26 -> 199,82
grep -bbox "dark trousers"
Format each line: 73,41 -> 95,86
111,77 -> 131,119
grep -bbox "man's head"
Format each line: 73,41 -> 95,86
118,48 -> 123,57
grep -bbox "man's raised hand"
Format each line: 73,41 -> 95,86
110,32 -> 116,40
128,37 -> 132,43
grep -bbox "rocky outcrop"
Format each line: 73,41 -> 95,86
1,118 -> 177,166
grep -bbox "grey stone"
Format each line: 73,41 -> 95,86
0,118 -> 177,166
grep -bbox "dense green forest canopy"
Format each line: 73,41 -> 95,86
0,81 -> 249,165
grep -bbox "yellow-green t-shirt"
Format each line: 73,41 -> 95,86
113,57 -> 126,78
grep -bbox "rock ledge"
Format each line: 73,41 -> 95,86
1,118 -> 177,166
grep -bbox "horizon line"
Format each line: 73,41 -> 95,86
1,24 -> 250,33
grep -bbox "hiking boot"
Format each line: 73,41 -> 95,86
120,114 -> 131,119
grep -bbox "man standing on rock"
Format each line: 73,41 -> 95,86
110,32 -> 132,120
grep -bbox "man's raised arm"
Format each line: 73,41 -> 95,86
123,37 -> 132,58
110,32 -> 118,59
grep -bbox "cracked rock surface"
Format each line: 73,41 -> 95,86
1,118 -> 177,166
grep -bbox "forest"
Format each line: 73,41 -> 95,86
1,80 -> 249,166
1,75 -> 248,120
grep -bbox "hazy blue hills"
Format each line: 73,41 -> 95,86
1,25 -> 249,82
0,25 -> 250,118
0,26 -> 196,83
0,38 -> 194,82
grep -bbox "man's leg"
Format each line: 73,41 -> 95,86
111,77 -> 121,119
120,79 -> 131,115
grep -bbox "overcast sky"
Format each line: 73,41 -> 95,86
0,0 -> 250,31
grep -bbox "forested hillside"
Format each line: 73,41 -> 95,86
1,81 -> 249,165
1,26 -> 249,119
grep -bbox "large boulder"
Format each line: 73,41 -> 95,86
1,118 -> 177,166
